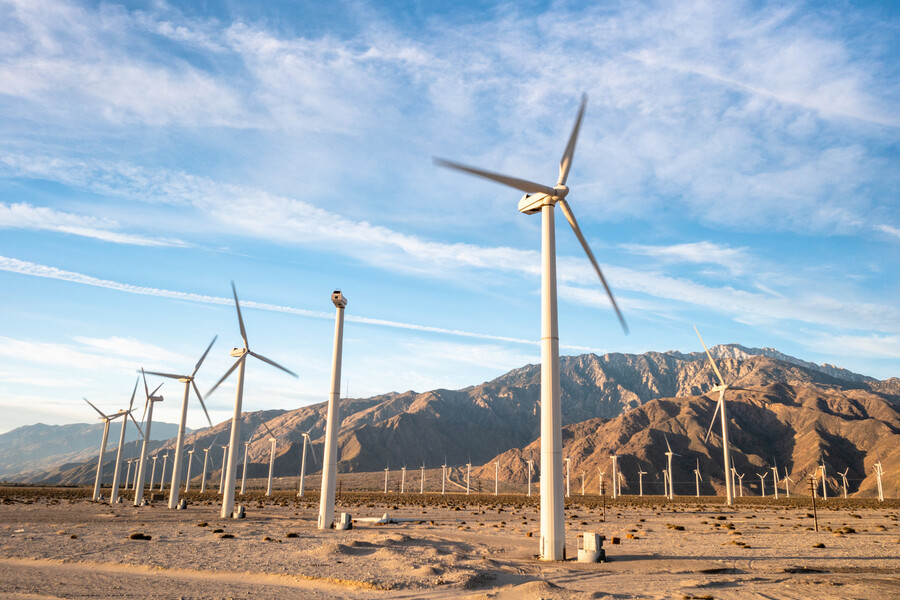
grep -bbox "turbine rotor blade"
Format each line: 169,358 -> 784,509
83,397 -> 107,419
558,94 -> 587,186
127,377 -> 138,413
150,382 -> 164,396
664,434 -> 672,453
192,335 -> 218,377
248,350 -> 298,378
232,282 -> 248,349
693,325 -> 726,387
141,368 -> 150,400
129,411 -> 144,439
191,380 -> 213,427
206,355 -> 245,398
262,422 -> 277,439
433,157 -> 556,196
557,199 -> 628,334
142,370 -> 187,380
703,397 -> 722,444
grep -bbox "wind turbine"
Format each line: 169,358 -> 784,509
694,326 -> 737,506
565,458 -> 571,498
110,379 -> 143,505
240,439 -> 251,496
637,468 -> 647,497
159,452 -> 169,492
783,467 -> 793,499
218,444 -> 228,495
465,461 -> 471,495
441,457 -> 447,495
617,471 -> 626,496
597,468 -> 605,496
527,458 -> 534,497
757,471 -> 767,497
133,370 -> 164,507
693,459 -> 702,497
144,336 -> 216,510
199,435 -> 218,494
150,454 -> 159,490
401,465 -> 407,494
819,461 -> 828,499
423,463 -> 428,495
184,448 -> 195,493
664,435 -> 679,500
581,471 -> 586,496
732,469 -> 745,497
83,398 -> 127,501
317,291 -> 348,530
206,283 -> 297,519
436,95 -> 627,561
297,429 -> 316,498
383,465 -> 389,494
771,462 -> 780,500
260,422 -> 283,497
840,468 -> 850,499
610,454 -> 620,499
494,461 -> 499,496
124,460 -> 134,491
873,456 -> 884,502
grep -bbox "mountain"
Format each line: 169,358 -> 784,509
0,421 -> 185,481
11,345 -> 898,497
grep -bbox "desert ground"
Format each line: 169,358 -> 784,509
1,484 -> 898,599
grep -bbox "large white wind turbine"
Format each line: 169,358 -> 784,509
318,290 -> 348,530
83,398 -> 127,501
144,336 -> 216,510
110,379 -> 143,505
207,283 -> 298,519
694,326 -> 737,506
436,95 -> 627,561
133,370 -> 164,507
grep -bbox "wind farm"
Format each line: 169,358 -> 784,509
1,0 -> 899,598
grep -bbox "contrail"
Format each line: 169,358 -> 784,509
0,255 -> 601,352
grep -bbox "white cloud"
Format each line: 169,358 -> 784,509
0,202 -> 188,246
620,241 -> 752,275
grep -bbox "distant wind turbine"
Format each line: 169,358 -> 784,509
435,95 -> 628,561
771,462 -> 780,500
401,466 -> 407,494
873,456 -> 884,502
565,458 -> 571,498
110,379 -> 143,505
597,468 -> 605,496
421,463 -> 427,495
199,435 -> 218,494
840,468 -> 850,499
610,454 -> 620,499
637,468 -> 647,497
159,452 -> 169,492
261,422 -> 283,497
144,336 -> 216,510
297,429 -> 316,498
83,398 -> 126,502
664,435 -> 679,500
757,472 -> 767,497
783,467 -> 793,498
184,448 -> 196,493
694,459 -> 702,497
384,465 -> 389,494
206,283 -> 297,519
133,370 -> 163,506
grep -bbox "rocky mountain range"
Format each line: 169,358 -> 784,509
6,344 -> 898,497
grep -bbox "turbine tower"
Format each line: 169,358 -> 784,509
441,457 -> 447,495
261,422 -> 283,497
318,291 -> 348,530
771,462 -> 780,500
436,95 -> 627,560
694,326 -> 737,506
873,457 -> 884,502
527,459 -> 534,497
218,445 -> 228,495
401,466 -> 407,494
199,435 -> 218,494
597,468 -> 605,496
610,454 -> 620,499
184,448 -> 195,492
150,454 -> 159,490
207,283 -> 297,519
159,452 -> 168,492
422,463 -> 427,495
494,461 -> 499,496
757,472 -> 767,497
240,439 -> 251,495
297,429 -> 316,497
637,468 -> 646,497
664,435 -> 678,500
133,371 -> 164,506
565,458 -> 571,498
145,336 -> 216,510
83,398 -> 126,501
819,461 -> 828,499
383,466 -> 389,494
694,459 -> 702,497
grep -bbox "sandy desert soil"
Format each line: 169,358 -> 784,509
1,487 -> 898,599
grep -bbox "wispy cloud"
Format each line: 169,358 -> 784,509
0,202 -> 188,246
620,241 -> 752,276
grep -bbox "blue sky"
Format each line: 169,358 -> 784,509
1,0 -> 898,433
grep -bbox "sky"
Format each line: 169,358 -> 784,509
1,0 -> 898,434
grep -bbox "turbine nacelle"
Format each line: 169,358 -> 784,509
517,187 -> 569,214
230,347 -> 247,358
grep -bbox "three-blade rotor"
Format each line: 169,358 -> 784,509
144,335 -> 217,427
434,94 -> 627,334
206,283 -> 297,398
